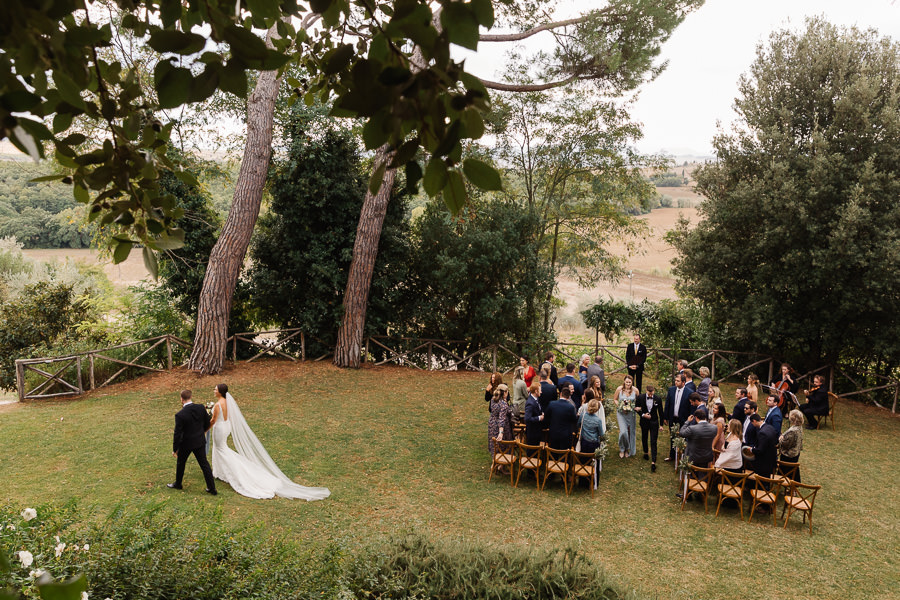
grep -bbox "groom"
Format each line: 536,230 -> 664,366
168,389 -> 217,495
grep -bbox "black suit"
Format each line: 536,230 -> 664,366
625,342 -> 648,391
524,394 -> 544,446
636,392 -> 664,462
799,387 -> 829,427
749,423 -> 779,478
545,399 -> 577,450
173,402 -> 216,491
731,396 -> 749,424
557,374 -> 584,408
538,381 -> 557,412
664,385 -> 691,460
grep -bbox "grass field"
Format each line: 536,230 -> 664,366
2,361 -> 898,600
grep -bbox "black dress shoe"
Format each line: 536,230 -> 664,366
205,488 -> 218,495
643,453 -> 649,460
166,483 -> 182,489
651,463 -> 657,472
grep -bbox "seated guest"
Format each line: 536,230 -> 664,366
538,368 -> 557,412
710,403 -> 728,452
696,366 -> 711,403
524,382 -> 544,446
714,419 -> 744,473
546,390 -> 578,450
798,374 -> 829,429
730,388 -> 749,423
679,408 -> 718,467
557,363 -> 584,408
762,394 -> 783,432
577,399 -> 605,454
688,392 -> 708,420
586,355 -> 606,392
635,385 -> 664,472
778,409 -> 804,481
745,413 -> 778,478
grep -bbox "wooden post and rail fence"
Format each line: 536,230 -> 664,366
13,330 -> 900,414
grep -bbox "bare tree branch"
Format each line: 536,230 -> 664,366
479,16 -> 588,42
479,74 -> 580,92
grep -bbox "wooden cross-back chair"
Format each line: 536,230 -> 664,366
515,442 -> 544,489
782,481 -> 822,534
820,393 -> 838,430
570,450 -> 596,497
715,470 -> 750,520
681,465 -> 716,513
747,474 -> 782,526
541,446 -> 572,495
774,460 -> 801,487
489,438 -> 518,485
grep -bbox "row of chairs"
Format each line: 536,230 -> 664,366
489,438 -> 599,496
682,461 -> 821,533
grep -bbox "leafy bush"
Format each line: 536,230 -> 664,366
346,535 -> 635,600
658,195 -> 673,208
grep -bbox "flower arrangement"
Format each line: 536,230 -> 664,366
594,442 -> 609,462
677,454 -> 693,472
205,401 -> 215,417
617,399 -> 633,413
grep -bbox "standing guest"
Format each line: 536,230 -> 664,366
696,366 -> 711,403
745,414 -> 778,478
778,410 -> 804,480
484,372 -> 502,410
710,403 -> 728,452
586,355 -> 606,392
559,385 -> 576,410
614,375 -> 638,458
520,355 -> 537,387
581,375 -> 607,433
625,333 -> 648,391
635,385 -> 664,471
707,380 -> 723,415
682,369 -> 697,396
676,359 -> 689,375
538,368 -> 558,412
763,394 -> 783,433
511,366 -> 528,424
730,388 -> 750,424
664,373 -> 691,461
688,392 -> 707,421
543,351 -> 559,385
680,408 -> 718,467
798,374 -> 829,429
558,363 -> 584,408
770,363 -> 798,412
746,373 -> 760,405
578,354 -> 591,383
577,399 -> 606,454
742,401 -> 759,444
524,382 -> 545,446
715,419 -> 745,473
546,390 -> 578,450
488,389 -> 513,455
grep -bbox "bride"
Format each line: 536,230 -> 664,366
208,383 -> 330,500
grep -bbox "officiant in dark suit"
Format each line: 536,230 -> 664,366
169,389 -> 217,495
625,333 -> 648,391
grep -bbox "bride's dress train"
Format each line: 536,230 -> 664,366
211,393 -> 330,501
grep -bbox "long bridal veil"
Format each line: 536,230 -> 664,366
223,393 -> 330,501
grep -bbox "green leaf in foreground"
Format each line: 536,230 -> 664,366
462,158 -> 502,191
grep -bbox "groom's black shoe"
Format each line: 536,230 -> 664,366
205,488 -> 218,495
166,483 -> 183,489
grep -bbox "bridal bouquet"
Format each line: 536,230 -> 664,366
205,401 -> 215,416
618,400 -> 633,413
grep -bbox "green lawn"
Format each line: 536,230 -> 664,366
1,361 -> 898,600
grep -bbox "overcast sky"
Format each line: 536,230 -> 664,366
465,0 -> 900,158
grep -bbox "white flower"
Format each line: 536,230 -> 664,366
82,592 -> 89,600
17,550 -> 34,568
21,508 -> 37,521
54,535 -> 60,543
83,544 -> 90,551
6,524 -> 15,530
29,569 -> 45,579
55,542 -> 66,557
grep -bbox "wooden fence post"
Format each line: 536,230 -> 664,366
427,342 -> 433,370
301,332 -> 306,362
768,360 -> 774,384
15,360 -> 25,402
89,354 -> 95,390
76,356 -> 83,393
594,328 -> 599,357
893,382 -> 898,414
710,352 -> 715,381
492,345 -> 497,373
232,336 -> 237,363
166,336 -> 173,371
829,365 -> 834,392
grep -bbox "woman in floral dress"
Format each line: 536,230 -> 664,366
488,387 -> 513,455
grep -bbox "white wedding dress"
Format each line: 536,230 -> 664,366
210,393 -> 330,501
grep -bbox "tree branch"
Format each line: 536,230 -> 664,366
479,74 -> 580,92
479,16 -> 588,42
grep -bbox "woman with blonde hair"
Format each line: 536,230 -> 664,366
614,375 -> 637,458
697,366 -> 711,403
577,399 -> 605,454
707,380 -> 722,414
714,419 -> 744,473
579,354 -> 591,383
747,373 -> 760,404
778,409 -> 804,480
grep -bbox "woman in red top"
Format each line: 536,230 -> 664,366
520,355 -> 536,387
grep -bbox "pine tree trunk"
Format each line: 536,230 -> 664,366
188,67 -> 280,374
333,147 -> 395,368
